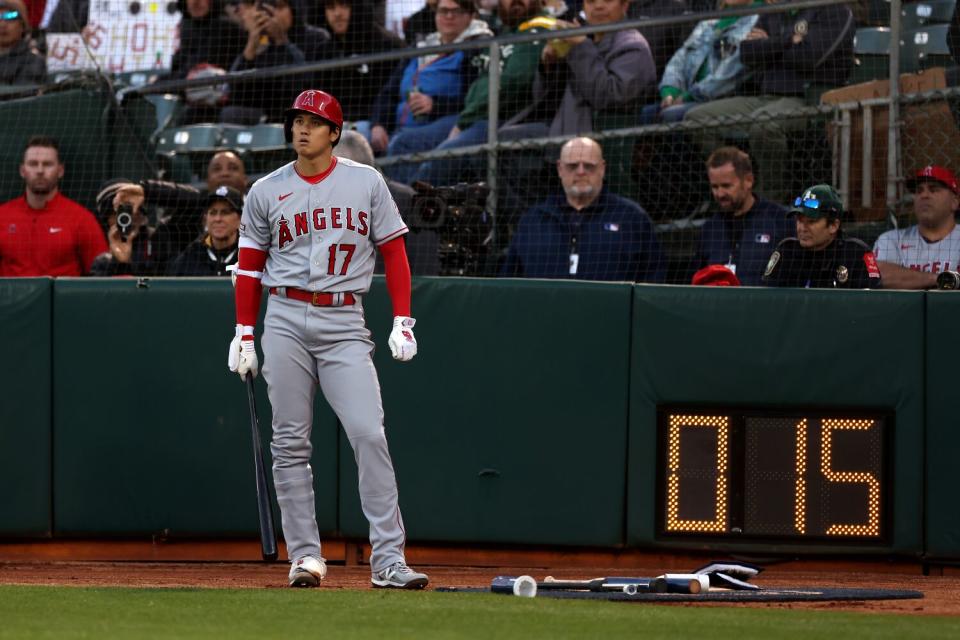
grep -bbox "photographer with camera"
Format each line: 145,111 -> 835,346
0,135 -> 106,276
89,179 -> 180,277
873,166 -> 960,290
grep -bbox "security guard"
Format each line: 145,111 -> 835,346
763,184 -> 882,288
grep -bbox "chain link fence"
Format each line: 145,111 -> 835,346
2,0 -> 959,283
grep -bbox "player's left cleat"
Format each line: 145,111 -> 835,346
288,556 -> 327,588
371,562 -> 429,589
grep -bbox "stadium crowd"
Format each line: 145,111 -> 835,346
2,0 -> 960,288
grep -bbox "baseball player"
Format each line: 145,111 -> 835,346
227,89 -> 428,590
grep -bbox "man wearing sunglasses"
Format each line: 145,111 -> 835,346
762,184 -> 881,289
872,165 -> 960,290
0,0 -> 47,85
500,136 -> 665,282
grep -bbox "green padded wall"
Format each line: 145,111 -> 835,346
338,278 -> 634,547
925,292 -> 960,558
0,278 -> 52,536
628,286 -> 926,555
52,279 -> 337,537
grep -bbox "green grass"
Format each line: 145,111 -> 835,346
0,585 -> 957,640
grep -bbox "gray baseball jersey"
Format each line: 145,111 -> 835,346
239,157 -> 411,572
239,157 -> 407,291
874,225 -> 960,274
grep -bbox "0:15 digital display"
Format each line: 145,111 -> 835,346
657,409 -> 889,542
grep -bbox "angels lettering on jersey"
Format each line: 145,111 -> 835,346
277,207 -> 369,250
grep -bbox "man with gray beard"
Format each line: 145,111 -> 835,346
500,137 -> 665,282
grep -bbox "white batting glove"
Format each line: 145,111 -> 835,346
228,324 -> 259,378
388,316 -> 417,362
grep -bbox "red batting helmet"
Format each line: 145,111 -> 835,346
284,90 -> 344,145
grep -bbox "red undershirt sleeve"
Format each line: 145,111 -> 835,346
235,247 -> 267,333
379,236 -> 411,317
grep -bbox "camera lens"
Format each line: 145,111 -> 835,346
116,211 -> 133,230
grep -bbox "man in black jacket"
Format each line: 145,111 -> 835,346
683,2 -> 855,203
762,184 -> 882,289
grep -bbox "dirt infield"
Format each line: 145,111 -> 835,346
1,560 -> 958,616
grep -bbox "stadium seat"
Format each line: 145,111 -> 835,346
901,0 -> 957,31
220,123 -> 288,151
155,124 -> 223,156
853,27 -> 892,83
901,24 -> 954,73
220,123 -> 292,173
155,124 -> 225,182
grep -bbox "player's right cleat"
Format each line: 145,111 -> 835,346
288,556 -> 327,588
371,562 -> 429,589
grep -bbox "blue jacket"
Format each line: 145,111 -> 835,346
501,190 -> 666,282
694,195 -> 792,286
659,14 -> 758,102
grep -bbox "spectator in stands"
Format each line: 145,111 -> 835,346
0,0 -> 47,85
170,0 -> 247,77
692,146 -> 790,286
683,1 -> 855,203
108,150 -> 249,257
90,179 -> 182,276
500,137 -> 665,281
528,0 -> 655,136
642,0 -> 759,124
166,185 -> 242,276
224,0 -> 330,124
762,183 -> 881,288
166,0 -> 247,123
873,166 -> 960,289
404,0 -> 437,44
315,0 -> 406,140
0,136 -> 106,276
369,0 -> 493,183
410,0 -> 551,186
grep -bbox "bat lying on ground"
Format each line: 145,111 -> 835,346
491,575 -> 712,595
491,561 -> 763,596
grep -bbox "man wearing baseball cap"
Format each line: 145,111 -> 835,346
165,186 -> 243,276
762,184 -> 881,288
872,165 -> 960,289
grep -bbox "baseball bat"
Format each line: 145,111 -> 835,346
245,373 -> 278,562
491,576 -> 666,594
658,574 -> 711,594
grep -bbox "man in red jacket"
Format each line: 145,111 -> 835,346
0,135 -> 106,277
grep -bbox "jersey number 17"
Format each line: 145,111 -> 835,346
328,243 -> 356,275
